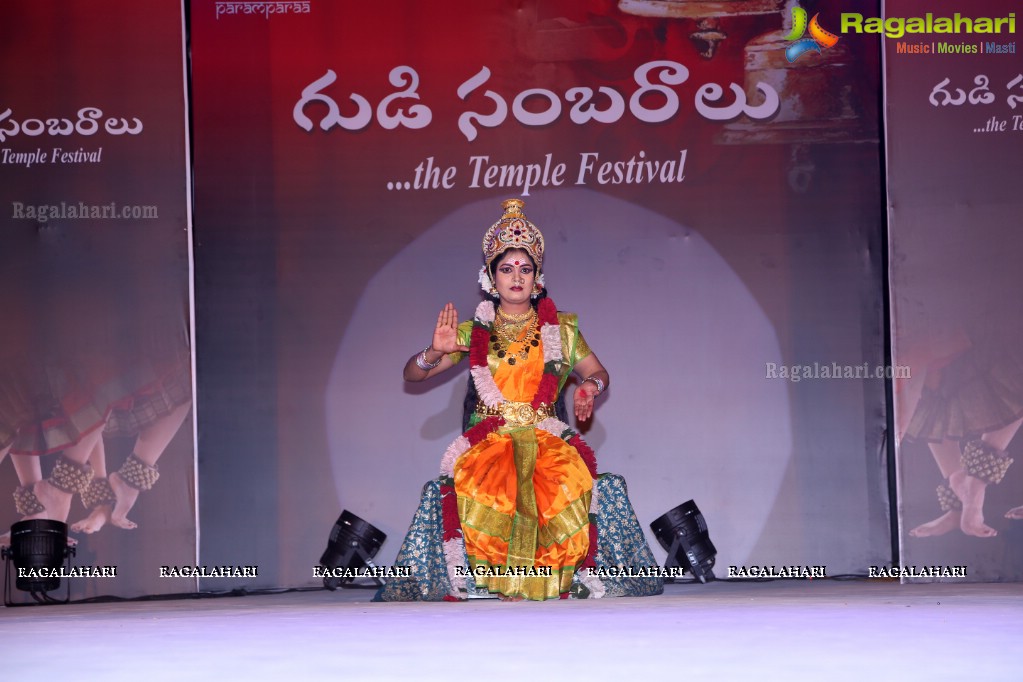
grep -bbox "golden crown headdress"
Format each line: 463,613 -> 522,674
481,198 -> 545,270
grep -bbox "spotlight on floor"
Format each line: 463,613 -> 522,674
650,500 -> 716,583
318,510 -> 386,590
2,519 -> 75,604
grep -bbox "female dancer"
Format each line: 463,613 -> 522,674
381,199 -> 662,601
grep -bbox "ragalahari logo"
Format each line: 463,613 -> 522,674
785,5 -> 840,61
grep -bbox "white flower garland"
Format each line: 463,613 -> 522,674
470,366 -> 504,409
540,323 -> 562,364
474,299 -> 496,326
440,435 -> 470,478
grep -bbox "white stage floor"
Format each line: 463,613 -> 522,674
2,580 -> 1020,680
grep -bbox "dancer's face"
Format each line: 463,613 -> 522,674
493,249 -> 536,308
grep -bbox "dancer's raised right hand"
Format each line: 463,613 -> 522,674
432,302 -> 468,355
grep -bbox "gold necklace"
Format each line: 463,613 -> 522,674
497,307 -> 533,323
495,308 -> 535,342
491,310 -> 540,365
496,312 -> 532,338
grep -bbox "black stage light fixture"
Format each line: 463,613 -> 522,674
650,500 -> 717,583
2,519 -> 75,604
318,510 -> 386,590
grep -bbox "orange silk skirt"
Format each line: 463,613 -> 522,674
454,425 -> 592,600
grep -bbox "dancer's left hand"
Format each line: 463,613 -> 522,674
574,383 -> 597,422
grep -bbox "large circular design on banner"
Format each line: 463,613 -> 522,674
326,189 -> 791,569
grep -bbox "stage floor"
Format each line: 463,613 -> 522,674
2,580 -> 1020,680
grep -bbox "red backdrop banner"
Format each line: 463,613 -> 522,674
191,0 -> 891,588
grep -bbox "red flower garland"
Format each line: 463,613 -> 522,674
567,434 -> 598,480
466,415 -> 502,447
468,325 -> 490,367
440,483 -> 461,542
535,298 -> 558,327
532,373 -> 560,409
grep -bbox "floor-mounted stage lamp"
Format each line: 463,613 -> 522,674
318,510 -> 386,590
2,519 -> 75,605
650,500 -> 717,583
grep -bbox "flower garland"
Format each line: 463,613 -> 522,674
437,297 -> 602,599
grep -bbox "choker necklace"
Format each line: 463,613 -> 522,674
497,307 -> 533,323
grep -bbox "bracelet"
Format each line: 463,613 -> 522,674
583,376 -> 605,394
416,346 -> 442,371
